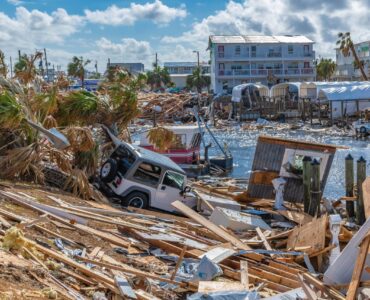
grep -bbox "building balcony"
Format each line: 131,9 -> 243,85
217,68 -> 315,77
216,53 -> 315,61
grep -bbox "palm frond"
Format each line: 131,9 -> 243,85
0,91 -> 25,129
62,126 -> 95,152
147,127 -> 175,151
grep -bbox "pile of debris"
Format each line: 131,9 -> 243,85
0,176 -> 366,300
137,93 -> 210,123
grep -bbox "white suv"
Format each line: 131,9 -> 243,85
98,141 -> 197,213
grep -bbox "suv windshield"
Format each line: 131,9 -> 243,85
163,171 -> 185,190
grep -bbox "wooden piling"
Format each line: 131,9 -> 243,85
357,156 -> 367,225
303,156 -> 312,214
308,159 -> 321,217
345,154 -> 355,219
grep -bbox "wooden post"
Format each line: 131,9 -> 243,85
310,100 -> 313,126
303,156 -> 312,214
357,156 -> 367,225
308,159 -> 321,217
345,154 -> 355,219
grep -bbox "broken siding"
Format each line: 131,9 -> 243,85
247,136 -> 337,203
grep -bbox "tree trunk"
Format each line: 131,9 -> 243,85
81,73 -> 85,89
350,44 -> 368,81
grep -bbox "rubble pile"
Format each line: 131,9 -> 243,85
137,93 -> 210,123
0,178 -> 367,300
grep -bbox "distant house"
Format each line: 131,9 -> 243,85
164,62 -> 210,89
106,62 -> 145,75
208,35 -> 316,93
335,40 -> 370,80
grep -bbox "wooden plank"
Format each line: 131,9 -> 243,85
199,247 -> 236,263
363,177 -> 370,219
171,200 -> 251,250
346,235 -> 370,300
256,228 -> 274,258
135,290 -> 161,300
278,210 -> 313,225
170,246 -> 187,280
287,215 -> 327,254
198,281 -> 246,293
240,260 -> 249,290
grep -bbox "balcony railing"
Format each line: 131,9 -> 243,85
218,68 -> 315,76
217,53 -> 314,59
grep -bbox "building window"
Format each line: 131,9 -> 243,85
235,45 -> 241,56
219,63 -> 225,70
288,45 -> 294,55
231,65 -> 242,70
251,46 -> 256,57
304,62 -> 310,68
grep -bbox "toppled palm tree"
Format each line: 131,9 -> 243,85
0,51 -> 146,200
14,52 -> 43,85
67,56 -> 91,88
337,32 -> 368,80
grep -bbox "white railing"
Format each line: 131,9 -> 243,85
218,68 -> 315,76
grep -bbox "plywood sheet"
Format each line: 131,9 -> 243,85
286,215 -> 327,253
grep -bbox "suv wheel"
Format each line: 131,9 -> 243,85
100,158 -> 118,183
124,192 -> 148,209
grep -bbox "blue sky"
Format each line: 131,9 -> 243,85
0,0 -> 369,71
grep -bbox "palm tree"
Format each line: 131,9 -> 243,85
186,66 -> 211,93
14,51 -> 43,84
316,58 -> 336,81
67,56 -> 91,89
146,65 -> 172,90
0,50 -> 7,77
336,32 -> 368,80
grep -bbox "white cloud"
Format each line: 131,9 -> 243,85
85,0 -> 187,26
87,37 -> 154,68
7,0 -> 23,6
162,0 -> 370,60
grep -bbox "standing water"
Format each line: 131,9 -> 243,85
209,127 -> 370,200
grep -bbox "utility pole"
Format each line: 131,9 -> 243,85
18,50 -> 21,61
193,50 -> 200,67
155,53 -> 158,68
95,60 -> 98,74
9,56 -> 13,78
44,48 -> 49,82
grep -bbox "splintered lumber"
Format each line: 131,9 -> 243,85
199,247 -> 236,263
31,241 -> 119,293
256,227 -> 274,258
170,246 -> 187,280
346,235 -> 370,300
0,191 -> 135,250
287,215 -> 327,253
362,177 -> 370,219
240,260 -> 249,290
76,255 -> 191,289
278,210 -> 313,225
198,281 -> 246,293
301,273 -> 345,300
171,200 -> 251,251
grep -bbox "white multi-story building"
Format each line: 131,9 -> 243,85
164,62 -> 210,89
335,40 -> 370,80
208,35 -> 316,93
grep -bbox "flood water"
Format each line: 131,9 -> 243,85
209,127 -> 370,200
